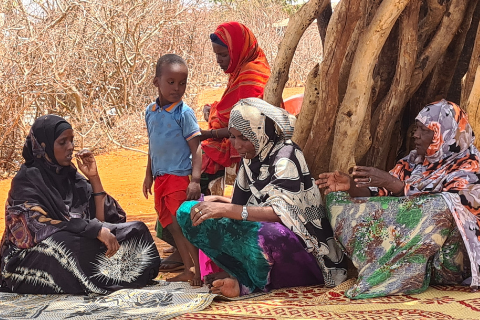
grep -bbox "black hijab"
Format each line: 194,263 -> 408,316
9,115 -> 91,221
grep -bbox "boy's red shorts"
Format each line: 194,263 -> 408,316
154,174 -> 190,228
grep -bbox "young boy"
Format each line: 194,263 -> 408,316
143,54 -> 202,286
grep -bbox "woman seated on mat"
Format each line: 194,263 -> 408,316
177,98 -> 347,297
317,99 -> 480,299
0,115 -> 160,294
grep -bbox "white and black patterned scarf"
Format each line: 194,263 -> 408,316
228,98 -> 347,287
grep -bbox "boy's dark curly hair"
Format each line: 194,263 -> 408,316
155,54 -> 187,77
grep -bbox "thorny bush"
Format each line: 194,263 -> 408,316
0,0 -> 321,176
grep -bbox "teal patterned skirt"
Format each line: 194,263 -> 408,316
326,192 -> 470,299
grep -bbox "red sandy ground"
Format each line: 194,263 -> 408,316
0,87 -> 304,280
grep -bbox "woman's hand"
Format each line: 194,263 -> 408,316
316,170 -> 351,194
352,166 -> 392,188
352,166 -> 404,195
97,227 -> 120,258
203,104 -> 211,122
76,149 -> 98,179
204,195 -> 232,203
186,181 -> 201,200
190,202 -> 227,226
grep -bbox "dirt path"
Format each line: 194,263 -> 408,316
0,87 -> 304,278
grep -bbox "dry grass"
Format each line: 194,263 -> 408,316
0,0 -> 320,176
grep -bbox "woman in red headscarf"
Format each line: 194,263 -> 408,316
200,21 -> 271,194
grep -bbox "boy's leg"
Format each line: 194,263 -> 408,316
165,216 -> 201,285
154,178 -> 183,272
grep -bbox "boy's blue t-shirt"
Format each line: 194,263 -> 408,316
145,99 -> 201,177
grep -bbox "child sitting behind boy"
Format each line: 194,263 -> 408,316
143,54 -> 202,286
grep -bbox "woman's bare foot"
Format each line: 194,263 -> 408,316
204,271 -> 230,287
211,278 -> 240,297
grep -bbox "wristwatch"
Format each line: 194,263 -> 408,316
241,206 -> 249,221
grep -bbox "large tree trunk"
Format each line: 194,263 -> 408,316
365,0 -> 421,169
270,0 -> 480,177
302,0 -> 363,175
329,0 -> 410,172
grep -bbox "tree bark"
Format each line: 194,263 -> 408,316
263,0 -> 328,107
366,0 -> 421,169
461,4 -> 480,107
292,63 -> 320,149
301,0 -> 363,176
316,2 -> 332,47
448,0 -> 480,103
465,66 -> 480,150
417,0 -> 447,51
329,0 -> 410,173
425,0 -> 479,104
409,0 -> 468,98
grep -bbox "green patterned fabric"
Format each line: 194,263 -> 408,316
177,201 -> 270,292
327,192 -> 469,299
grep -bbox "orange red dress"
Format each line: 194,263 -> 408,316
202,22 -> 271,175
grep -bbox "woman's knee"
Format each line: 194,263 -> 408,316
259,222 -> 302,249
176,203 -> 193,232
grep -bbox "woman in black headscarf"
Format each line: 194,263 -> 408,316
0,115 -> 160,294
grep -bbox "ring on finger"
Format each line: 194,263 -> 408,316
194,207 -> 200,213
199,210 -> 203,216
367,177 -> 372,183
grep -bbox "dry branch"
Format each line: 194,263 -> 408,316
263,0 -> 327,107
292,63 -> 320,149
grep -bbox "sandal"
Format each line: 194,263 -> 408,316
158,260 -> 184,273
163,246 -> 176,255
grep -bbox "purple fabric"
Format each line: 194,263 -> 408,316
258,222 -> 324,292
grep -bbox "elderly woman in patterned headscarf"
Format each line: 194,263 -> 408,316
317,99 -> 480,299
0,115 -> 160,294
177,98 -> 347,297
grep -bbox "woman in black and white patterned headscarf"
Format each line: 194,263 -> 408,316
178,98 -> 347,297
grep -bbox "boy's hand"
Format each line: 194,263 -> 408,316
143,175 -> 153,199
186,181 -> 201,200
